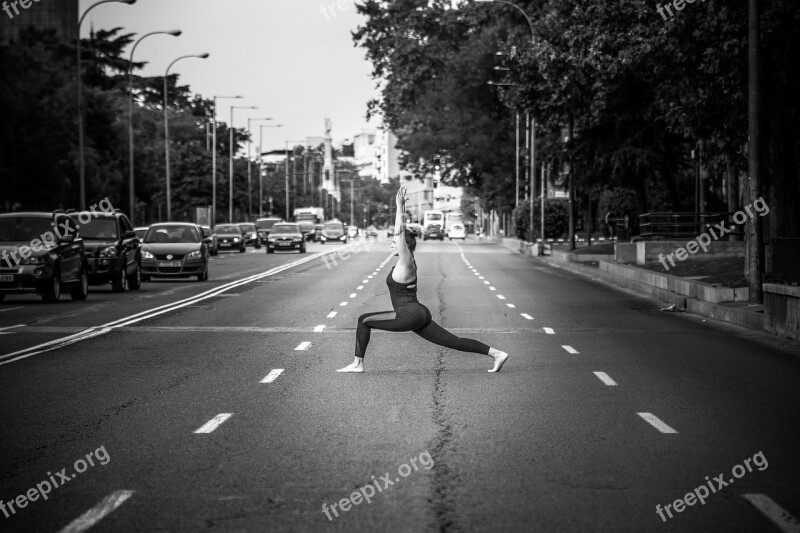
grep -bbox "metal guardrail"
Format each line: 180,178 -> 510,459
638,212 -> 744,240
770,238 -> 800,284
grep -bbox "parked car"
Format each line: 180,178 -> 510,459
423,224 -> 444,241
140,223 -> 209,282
0,211 -> 89,302
134,226 -> 149,240
448,223 -> 466,241
68,211 -> 141,292
236,222 -> 260,248
213,224 -> 246,253
320,221 -> 348,244
407,223 -> 424,237
200,225 -> 217,255
255,217 -> 283,245
313,224 -> 324,242
267,223 -> 306,253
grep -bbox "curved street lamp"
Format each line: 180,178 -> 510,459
258,124 -> 284,217
247,118 -> 274,219
77,0 -> 137,210
229,105 -> 258,223
211,96 -> 243,225
128,29 -> 182,225
164,53 -> 210,220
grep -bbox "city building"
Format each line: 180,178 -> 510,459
0,0 -> 77,43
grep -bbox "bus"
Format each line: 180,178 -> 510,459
293,207 -> 324,241
445,212 -> 463,232
423,209 -> 444,230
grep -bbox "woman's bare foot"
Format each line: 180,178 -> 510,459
337,357 -> 364,373
488,349 -> 508,373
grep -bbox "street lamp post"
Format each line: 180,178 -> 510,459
285,140 -> 307,220
78,0 -> 137,211
258,124 -> 284,217
247,118 -> 273,219
229,105 -> 257,223
164,53 -> 209,220
211,96 -> 242,225
128,29 -> 181,225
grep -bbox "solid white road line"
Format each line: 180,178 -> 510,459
314,325 -> 326,332
194,414 -> 233,434
497,295 -> 506,300
637,412 -> 678,434
506,304 -> 516,308
295,341 -> 311,350
349,293 -> 357,298
543,327 -> 555,334
593,371 -> 618,386
327,311 -> 337,318
58,490 -> 134,533
261,369 -> 285,383
742,494 -> 800,533
0,307 -> 23,313
340,302 -> 348,307
562,345 -> 579,354
521,314 -> 533,320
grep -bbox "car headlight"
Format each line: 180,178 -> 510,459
340,235 -> 347,240
141,250 -> 154,259
292,238 -> 302,243
187,250 -> 202,260
233,237 -> 240,243
99,245 -> 118,258
321,235 -> 327,240
20,255 -> 47,266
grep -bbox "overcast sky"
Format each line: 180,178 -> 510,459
79,0 -> 380,151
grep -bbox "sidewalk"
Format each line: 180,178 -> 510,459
493,237 -> 765,331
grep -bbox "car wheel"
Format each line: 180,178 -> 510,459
70,268 -> 89,301
197,265 -> 208,282
112,267 -> 127,293
128,263 -> 142,290
41,268 -> 61,302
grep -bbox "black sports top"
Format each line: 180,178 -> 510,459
387,266 -> 420,316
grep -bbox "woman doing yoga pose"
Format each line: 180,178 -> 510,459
337,186 -> 509,373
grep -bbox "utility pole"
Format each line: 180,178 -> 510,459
747,0 -> 764,303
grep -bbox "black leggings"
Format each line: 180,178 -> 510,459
355,306 -> 491,359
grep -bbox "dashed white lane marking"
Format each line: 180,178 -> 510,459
327,311 -> 337,318
58,490 -> 135,533
506,304 -> 516,308
368,276 -> 373,279
349,293 -> 357,298
194,413 -> 233,434
489,287 -> 496,291
483,281 -> 490,285
593,372 -> 618,386
0,324 -> 23,336
521,314 -> 533,320
340,302 -> 348,307
295,341 -> 311,350
543,327 -> 555,334
479,276 -> 484,280
562,345 -> 579,354
314,325 -> 326,332
357,285 -> 364,290
362,279 -> 369,283
261,369 -> 285,383
497,295 -> 506,300
637,412 -> 678,434
742,494 -> 800,533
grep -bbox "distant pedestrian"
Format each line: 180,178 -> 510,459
338,186 -> 509,373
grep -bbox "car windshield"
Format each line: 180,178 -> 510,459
73,218 -> 118,240
238,224 -> 256,232
271,224 -> 299,234
213,225 -> 240,234
255,219 -> 280,230
144,226 -> 199,243
427,214 -> 442,220
0,217 -> 53,242
324,223 -> 343,231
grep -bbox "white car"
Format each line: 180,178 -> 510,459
448,224 -> 466,240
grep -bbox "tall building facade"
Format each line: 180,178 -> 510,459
1,0 -> 78,43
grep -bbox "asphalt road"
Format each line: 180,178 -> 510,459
1,237 -> 799,533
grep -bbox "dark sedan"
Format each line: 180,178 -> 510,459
213,224 -> 246,253
423,224 -> 444,241
140,223 -> 209,282
319,221 -> 348,245
266,223 -> 306,253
